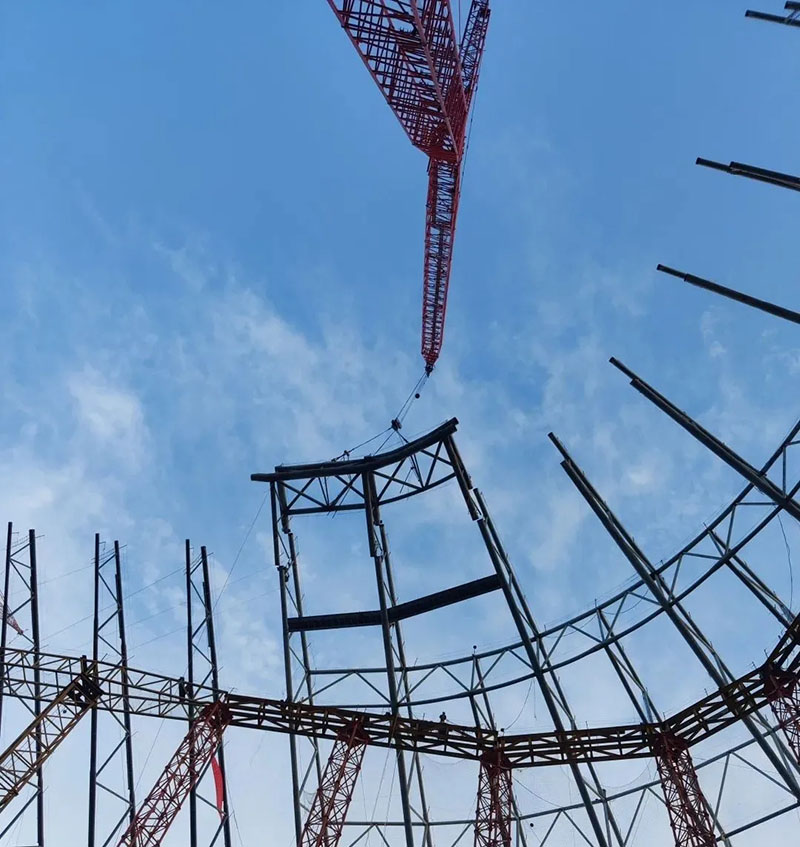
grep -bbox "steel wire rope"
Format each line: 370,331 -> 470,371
331,371 -> 430,464
127,586 -> 277,655
383,744 -> 397,836
212,490 -> 269,613
39,493 -> 270,653
365,743 -> 392,847
777,513 -> 794,610
39,565 -> 184,648
134,716 -> 166,791
503,676 -> 534,731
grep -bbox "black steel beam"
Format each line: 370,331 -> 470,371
610,357 -> 800,525
657,265 -> 800,326
696,158 -> 800,192
746,8 -> 800,26
288,574 -> 501,632
252,418 -> 459,483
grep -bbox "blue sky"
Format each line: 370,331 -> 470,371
2,2 -> 800,844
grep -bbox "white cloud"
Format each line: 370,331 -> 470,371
67,366 -> 149,466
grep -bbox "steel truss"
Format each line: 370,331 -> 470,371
0,7 -> 797,847
300,720 -> 369,847
1,403 -> 799,843
299,415 -> 800,716
0,626 -> 797,765
0,513 -> 798,842
250,411 -> 800,846
89,535 -> 137,847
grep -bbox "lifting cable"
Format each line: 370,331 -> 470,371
332,370 -> 430,463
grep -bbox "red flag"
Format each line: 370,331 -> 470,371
211,755 -> 225,818
1,594 -> 23,636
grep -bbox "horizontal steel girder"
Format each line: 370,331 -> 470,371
1,617 -> 798,769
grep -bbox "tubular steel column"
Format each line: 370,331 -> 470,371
443,436 -> 620,847
186,541 -> 233,847
474,749 -> 513,847
362,470 -> 417,847
186,540 -> 198,847
273,483 -> 324,845
551,431 -> 800,801
299,720 -> 369,847
88,536 -> 136,847
0,525 -> 44,846
376,520 -> 434,847
652,733 -> 716,847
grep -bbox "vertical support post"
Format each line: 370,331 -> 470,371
652,733 -> 716,847
0,522 -> 13,739
299,720 -> 369,847
0,525 -> 45,845
88,534 -> 100,847
29,530 -> 44,847
362,470 -> 416,847
275,481 -> 325,844
377,521 -> 433,847
200,545 -> 232,847
114,541 -> 137,833
186,540 -> 198,847
88,535 -> 136,847
186,541 -> 233,847
274,484 -> 303,847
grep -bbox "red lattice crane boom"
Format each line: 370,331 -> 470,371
117,701 -> 230,847
327,0 -> 491,371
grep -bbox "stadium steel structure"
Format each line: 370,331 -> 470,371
1,5 -> 799,847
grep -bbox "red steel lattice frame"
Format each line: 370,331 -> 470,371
326,1 -> 466,158
300,720 -> 370,847
653,733 -> 715,847
327,0 -> 491,371
474,748 -> 513,847
764,667 -> 800,760
117,701 -> 230,847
